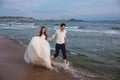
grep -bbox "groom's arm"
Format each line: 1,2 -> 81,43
64,30 -> 68,44
65,35 -> 69,44
51,31 -> 57,39
47,31 -> 57,41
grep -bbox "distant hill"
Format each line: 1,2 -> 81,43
0,16 -> 35,22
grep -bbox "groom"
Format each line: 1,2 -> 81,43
51,23 -> 68,68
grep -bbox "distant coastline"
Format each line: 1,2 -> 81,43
0,16 -> 85,22
0,16 -> 35,22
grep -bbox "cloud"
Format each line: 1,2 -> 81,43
0,0 -> 120,20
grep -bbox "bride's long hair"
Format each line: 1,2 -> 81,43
38,26 -> 48,40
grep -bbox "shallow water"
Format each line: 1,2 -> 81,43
0,21 -> 120,80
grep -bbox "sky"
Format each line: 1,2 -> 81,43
0,0 -> 120,20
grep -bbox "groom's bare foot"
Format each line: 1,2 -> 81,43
63,61 -> 69,70
51,57 -> 55,66
63,59 -> 67,65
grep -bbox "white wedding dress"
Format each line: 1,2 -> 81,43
24,35 -> 53,69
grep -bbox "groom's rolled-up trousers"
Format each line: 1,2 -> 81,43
54,43 -> 67,59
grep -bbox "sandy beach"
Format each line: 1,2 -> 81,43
0,35 -> 79,80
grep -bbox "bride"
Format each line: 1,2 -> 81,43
24,27 -> 53,70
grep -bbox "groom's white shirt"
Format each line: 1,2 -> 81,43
52,29 -> 66,44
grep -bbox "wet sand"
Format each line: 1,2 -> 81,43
0,35 -> 78,80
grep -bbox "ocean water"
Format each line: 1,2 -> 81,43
0,21 -> 120,80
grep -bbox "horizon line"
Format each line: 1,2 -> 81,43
0,16 -> 120,21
